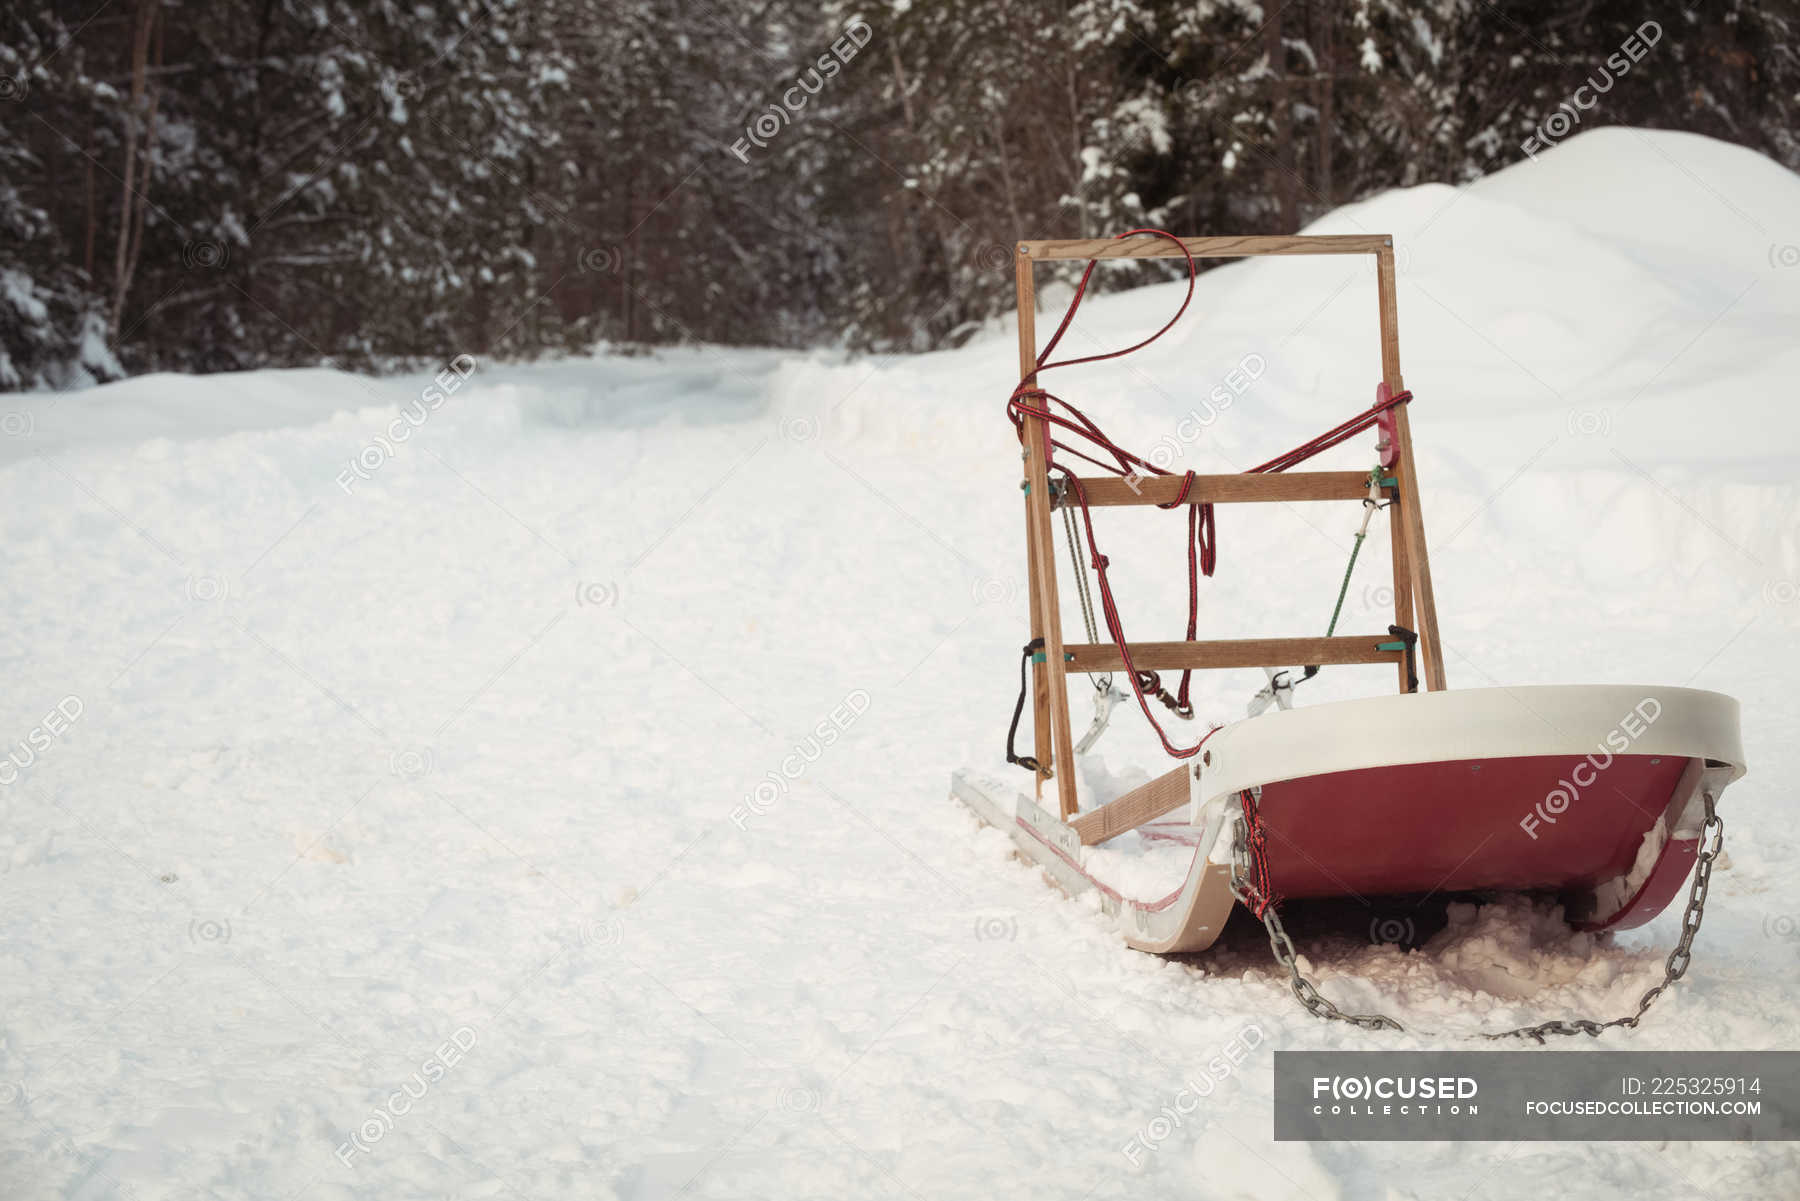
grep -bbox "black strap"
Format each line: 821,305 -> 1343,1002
1388,624 -> 1420,693
1006,638 -> 1046,773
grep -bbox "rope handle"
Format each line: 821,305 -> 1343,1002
1005,638 -> 1046,774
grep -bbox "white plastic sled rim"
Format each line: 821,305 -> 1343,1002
1194,683 -> 1744,809
952,683 -> 1746,956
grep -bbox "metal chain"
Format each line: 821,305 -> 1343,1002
1226,790 -> 1725,1042
1486,789 -> 1725,1042
1059,498 -> 1103,649
1228,815 -> 1403,1032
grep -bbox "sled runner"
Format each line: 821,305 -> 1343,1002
953,232 -> 1747,1037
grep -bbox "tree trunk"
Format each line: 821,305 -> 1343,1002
120,13 -> 164,323
622,167 -> 636,343
1313,1 -> 1334,212
888,41 -> 916,133
84,133 -> 97,279
991,112 -> 1023,238
1066,52 -> 1087,237
1264,8 -> 1297,233
109,0 -> 161,338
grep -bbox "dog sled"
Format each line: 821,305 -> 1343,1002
952,232 -> 1746,1037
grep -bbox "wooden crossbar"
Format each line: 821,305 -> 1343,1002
1064,636 -> 1402,674
1069,765 -> 1191,846
1061,471 -> 1374,507
1021,234 -> 1390,261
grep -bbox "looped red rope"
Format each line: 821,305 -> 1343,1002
1006,228 -> 1415,759
1154,470 -> 1213,715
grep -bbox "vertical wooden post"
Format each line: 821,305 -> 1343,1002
1023,515 -> 1051,799
1015,249 -> 1080,818
1017,255 -> 1052,796
1379,257 -> 1415,694
1375,245 -> 1447,691
1384,506 -> 1416,693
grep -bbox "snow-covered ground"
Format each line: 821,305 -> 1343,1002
2,127 -> 1798,1198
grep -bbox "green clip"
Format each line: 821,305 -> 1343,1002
1065,652 -> 1075,662
1030,651 -> 1047,663
1379,476 -> 1398,488
1376,640 -> 1407,651
1021,482 -> 1031,495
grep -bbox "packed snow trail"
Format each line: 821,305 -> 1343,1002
1,129 -> 1798,1199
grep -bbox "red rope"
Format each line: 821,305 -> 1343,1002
1060,470 -> 1222,758
1006,228 -> 1414,760
1248,389 -> 1412,475
1239,787 -> 1279,917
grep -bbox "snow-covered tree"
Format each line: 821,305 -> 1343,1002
1,0 -> 1796,386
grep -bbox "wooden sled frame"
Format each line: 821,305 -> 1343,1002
1013,234 -> 1446,824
